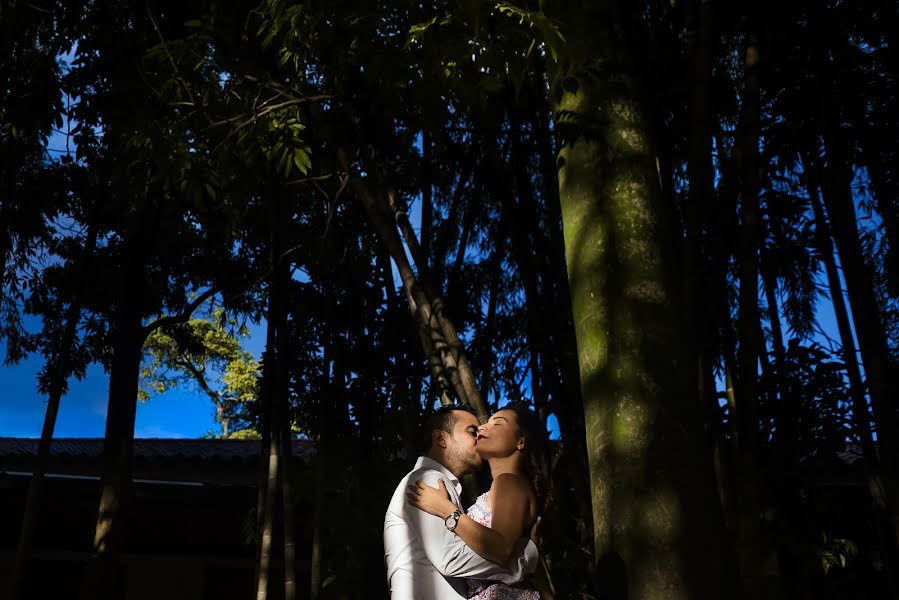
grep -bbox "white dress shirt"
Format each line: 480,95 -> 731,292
383,456 -> 539,599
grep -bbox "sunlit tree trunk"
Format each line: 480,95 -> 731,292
529,63 -> 595,562
551,2 -> 734,597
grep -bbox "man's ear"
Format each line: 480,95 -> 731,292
433,429 -> 448,449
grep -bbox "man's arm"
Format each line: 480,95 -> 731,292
405,470 -> 538,583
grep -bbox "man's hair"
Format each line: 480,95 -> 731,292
419,405 -> 475,453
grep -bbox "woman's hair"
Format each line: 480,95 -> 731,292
503,402 -> 554,515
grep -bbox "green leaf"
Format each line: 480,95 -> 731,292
405,14 -> 441,48
293,147 -> 312,174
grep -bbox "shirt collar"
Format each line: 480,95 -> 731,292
415,456 -> 462,496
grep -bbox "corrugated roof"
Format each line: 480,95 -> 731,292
0,438 -> 315,463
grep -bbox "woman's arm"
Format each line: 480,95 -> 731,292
407,474 -> 532,565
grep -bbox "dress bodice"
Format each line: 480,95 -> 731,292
467,492 -> 493,528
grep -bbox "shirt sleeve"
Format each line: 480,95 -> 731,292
405,469 -> 540,583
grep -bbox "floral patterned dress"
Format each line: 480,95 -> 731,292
465,492 -> 540,599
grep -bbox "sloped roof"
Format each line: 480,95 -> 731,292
0,437 -> 315,463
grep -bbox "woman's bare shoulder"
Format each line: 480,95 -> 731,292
490,473 -> 535,506
490,473 -> 538,528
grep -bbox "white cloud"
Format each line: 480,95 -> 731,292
135,425 -> 186,439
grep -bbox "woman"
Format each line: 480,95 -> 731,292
406,402 -> 552,599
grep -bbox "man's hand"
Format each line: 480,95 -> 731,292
406,478 -> 458,520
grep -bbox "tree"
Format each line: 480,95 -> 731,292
548,1 -> 734,597
140,311 -> 260,437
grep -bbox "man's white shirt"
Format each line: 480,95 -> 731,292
383,456 -> 539,599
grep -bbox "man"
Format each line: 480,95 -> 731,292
384,406 -> 539,599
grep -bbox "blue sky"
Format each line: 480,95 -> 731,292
0,316 -> 269,439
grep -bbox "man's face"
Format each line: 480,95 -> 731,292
445,410 -> 482,475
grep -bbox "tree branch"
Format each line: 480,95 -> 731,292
143,288 -> 217,335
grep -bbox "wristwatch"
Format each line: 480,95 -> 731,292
444,508 -> 463,532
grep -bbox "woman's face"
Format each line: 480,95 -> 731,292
475,409 -> 524,458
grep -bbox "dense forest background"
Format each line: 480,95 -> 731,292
1,0 -> 897,599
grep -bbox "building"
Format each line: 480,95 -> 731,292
0,438 -> 314,600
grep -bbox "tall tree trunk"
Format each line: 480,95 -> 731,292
684,0 -> 718,440
856,97 -> 899,296
503,120 -> 553,404
385,186 -> 488,417
0,234 -> 7,312
421,130 -> 434,261
276,229 -> 296,600
479,238 -> 503,401
379,247 -> 423,453
733,30 -> 781,600
256,423 -> 280,600
11,221 -> 97,600
709,123 -> 741,544
309,462 -> 323,600
340,151 -> 488,420
759,262 -> 792,460
256,214 -> 287,600
280,418 -> 296,600
817,123 -> 899,547
530,61 -> 595,557
550,2 -> 734,597
80,301 -> 144,600
807,173 -> 899,598
309,333 -> 335,600
10,300 -> 82,600
254,398 -> 271,589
